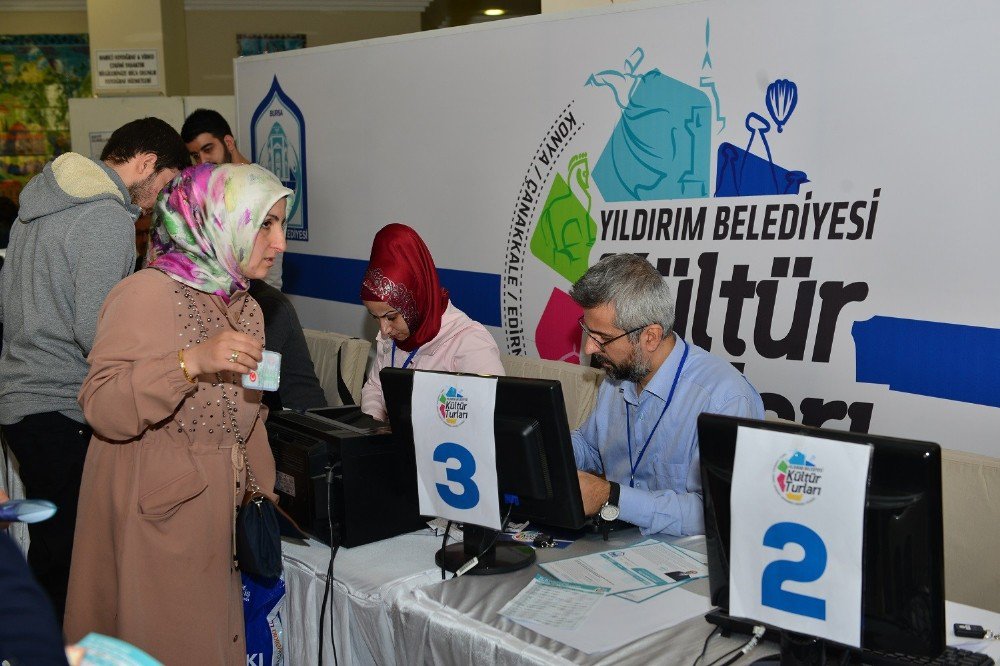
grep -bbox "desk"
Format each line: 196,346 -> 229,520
280,532 -> 442,665
283,529 -> 1000,665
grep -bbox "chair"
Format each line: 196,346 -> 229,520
302,329 -> 372,407
499,354 -> 605,430
940,448 -> 1000,612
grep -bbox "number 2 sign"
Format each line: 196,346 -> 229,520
728,426 -> 871,647
411,372 -> 501,530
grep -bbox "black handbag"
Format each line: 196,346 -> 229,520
219,372 -> 283,579
235,491 -> 282,578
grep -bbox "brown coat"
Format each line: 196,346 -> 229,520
64,269 -> 277,666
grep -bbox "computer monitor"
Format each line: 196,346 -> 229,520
697,413 -> 945,661
381,367 -> 589,575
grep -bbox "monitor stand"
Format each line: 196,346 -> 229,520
750,631 -> 858,665
435,524 -> 536,575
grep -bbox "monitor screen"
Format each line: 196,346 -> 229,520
697,413 -> 945,657
381,367 -> 589,574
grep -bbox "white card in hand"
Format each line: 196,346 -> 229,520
242,350 -> 281,391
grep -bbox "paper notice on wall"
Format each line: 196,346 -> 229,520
95,50 -> 160,90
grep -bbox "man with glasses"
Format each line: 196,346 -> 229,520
570,253 -> 764,536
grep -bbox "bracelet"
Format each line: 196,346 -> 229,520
177,349 -> 197,384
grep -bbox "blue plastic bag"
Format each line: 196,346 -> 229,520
242,572 -> 286,666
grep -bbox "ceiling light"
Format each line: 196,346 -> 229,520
484,8 -> 506,16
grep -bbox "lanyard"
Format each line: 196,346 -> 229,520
391,341 -> 419,369
625,339 -> 689,488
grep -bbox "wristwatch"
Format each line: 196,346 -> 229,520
598,482 -> 621,540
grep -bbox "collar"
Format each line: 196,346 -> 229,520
622,333 -> 687,405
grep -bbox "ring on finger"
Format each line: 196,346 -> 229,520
228,350 -> 240,363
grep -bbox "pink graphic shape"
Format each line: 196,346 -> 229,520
535,287 -> 584,364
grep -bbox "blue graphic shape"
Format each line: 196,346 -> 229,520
699,19 -> 726,133
250,76 -> 308,240
853,316 -> 1000,408
787,452 -> 815,467
588,48 -> 712,201
714,142 -> 808,197
282,252 -> 501,327
445,387 -> 464,399
766,79 -> 798,133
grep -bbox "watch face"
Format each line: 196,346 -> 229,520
599,503 -> 620,522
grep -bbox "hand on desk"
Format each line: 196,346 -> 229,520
577,471 -> 611,516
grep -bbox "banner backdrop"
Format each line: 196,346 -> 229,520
235,0 -> 1000,456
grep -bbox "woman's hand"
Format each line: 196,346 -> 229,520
182,330 -> 263,378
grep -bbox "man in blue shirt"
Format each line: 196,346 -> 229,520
571,254 -> 765,536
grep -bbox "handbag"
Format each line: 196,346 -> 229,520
236,490 -> 282,578
218,371 -> 283,579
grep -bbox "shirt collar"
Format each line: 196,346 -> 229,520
622,333 -> 686,404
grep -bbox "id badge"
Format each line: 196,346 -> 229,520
242,350 -> 281,391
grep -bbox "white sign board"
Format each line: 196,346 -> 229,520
729,426 -> 871,647
87,131 -> 113,161
235,0 -> 1000,457
411,372 -> 501,530
95,49 -> 160,90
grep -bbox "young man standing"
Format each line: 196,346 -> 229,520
0,117 -> 188,622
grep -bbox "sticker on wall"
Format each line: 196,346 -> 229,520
251,76 -> 308,241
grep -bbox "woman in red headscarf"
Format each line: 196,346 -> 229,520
359,223 -> 505,420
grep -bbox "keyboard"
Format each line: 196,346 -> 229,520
703,610 -> 994,666
861,646 -> 994,666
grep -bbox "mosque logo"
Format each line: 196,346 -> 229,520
437,386 -> 469,427
773,450 -> 824,504
251,75 -> 308,241
504,19 -> 811,362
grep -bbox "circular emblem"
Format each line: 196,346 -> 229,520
437,387 -> 468,427
773,450 -> 824,505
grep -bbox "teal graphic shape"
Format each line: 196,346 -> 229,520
589,49 -> 712,202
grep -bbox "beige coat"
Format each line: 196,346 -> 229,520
65,269 -> 277,666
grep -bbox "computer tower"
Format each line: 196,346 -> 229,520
265,409 -> 425,548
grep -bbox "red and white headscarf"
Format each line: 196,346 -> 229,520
359,223 -> 449,352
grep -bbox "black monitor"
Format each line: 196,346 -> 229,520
381,367 -> 589,575
697,413 -> 945,661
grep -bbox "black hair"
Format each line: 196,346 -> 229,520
181,108 -> 234,144
100,117 -> 188,172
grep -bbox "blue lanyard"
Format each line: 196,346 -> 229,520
391,341 -> 419,369
625,339 -> 689,488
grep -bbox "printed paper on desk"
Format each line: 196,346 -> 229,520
729,426 -> 871,648
411,372 -> 501,530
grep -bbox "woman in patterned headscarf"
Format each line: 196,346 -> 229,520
359,223 -> 505,421
64,163 -> 290,665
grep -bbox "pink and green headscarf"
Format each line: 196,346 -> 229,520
148,163 -> 291,302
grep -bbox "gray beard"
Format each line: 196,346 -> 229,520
595,344 -> 651,384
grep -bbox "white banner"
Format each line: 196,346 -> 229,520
235,0 -> 1000,458
411,372 -> 501,530
729,426 -> 871,647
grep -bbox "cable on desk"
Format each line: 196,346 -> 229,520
318,467 -> 341,666
453,504 -> 514,578
692,626 -> 721,666
703,625 -> 765,666
441,521 -> 453,580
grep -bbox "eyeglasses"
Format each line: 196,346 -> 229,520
578,316 -> 649,354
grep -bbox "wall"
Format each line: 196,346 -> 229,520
0,11 -> 88,33
184,10 -> 421,95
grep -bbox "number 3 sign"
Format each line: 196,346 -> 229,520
729,426 -> 871,647
411,372 -> 501,530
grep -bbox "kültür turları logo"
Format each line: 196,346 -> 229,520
773,450 -> 824,504
437,387 -> 468,427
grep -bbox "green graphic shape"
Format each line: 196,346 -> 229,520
530,153 -> 597,283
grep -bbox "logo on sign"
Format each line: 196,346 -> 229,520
773,450 -> 824,504
437,387 -> 468,426
250,75 -> 308,241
